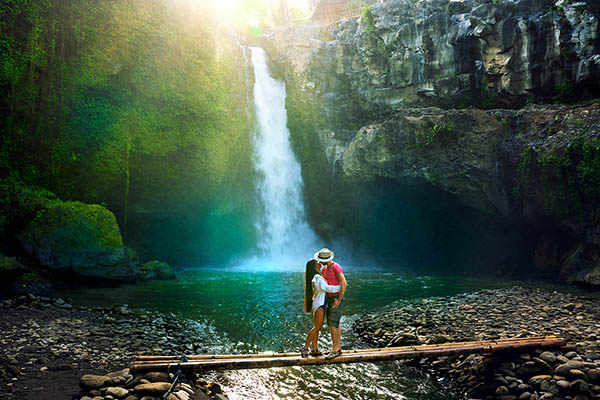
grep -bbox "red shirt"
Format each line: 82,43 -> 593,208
322,262 -> 343,296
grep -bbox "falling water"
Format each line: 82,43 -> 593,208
249,47 -> 319,265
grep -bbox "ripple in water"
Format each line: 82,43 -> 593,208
58,267 -> 523,399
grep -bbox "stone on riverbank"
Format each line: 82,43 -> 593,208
139,261 -> 176,281
18,201 -> 138,282
354,286 -> 600,400
0,254 -> 27,276
134,382 -> 171,395
80,374 -> 111,389
0,293 -> 229,399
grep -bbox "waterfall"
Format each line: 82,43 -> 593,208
249,47 -> 319,266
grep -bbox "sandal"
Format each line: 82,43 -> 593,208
325,349 -> 342,360
310,349 -> 323,357
300,347 -> 309,358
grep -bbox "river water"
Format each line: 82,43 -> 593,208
58,266 -> 525,400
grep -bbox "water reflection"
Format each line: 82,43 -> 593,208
60,267 -> 584,399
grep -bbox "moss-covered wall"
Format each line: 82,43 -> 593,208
0,0 -> 258,264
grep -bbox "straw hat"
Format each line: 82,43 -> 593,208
314,248 -> 334,263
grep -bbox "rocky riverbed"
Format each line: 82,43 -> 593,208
0,294 -> 228,400
354,286 -> 600,399
2,286 -> 599,400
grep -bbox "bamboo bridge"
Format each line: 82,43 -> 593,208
130,336 -> 566,373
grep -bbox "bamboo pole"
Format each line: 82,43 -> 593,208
134,336 -> 554,362
129,336 -> 566,373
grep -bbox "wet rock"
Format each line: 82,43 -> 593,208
587,368 -> 600,382
354,286 -> 600,400
18,201 -> 138,282
143,372 -> 170,383
139,261 -> 175,281
570,379 -> 590,394
570,369 -> 589,381
495,385 -> 510,395
207,382 -> 222,396
106,387 -> 130,399
540,352 -> 557,364
81,374 -> 110,389
134,382 -> 171,395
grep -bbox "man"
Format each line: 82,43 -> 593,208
314,247 -> 347,359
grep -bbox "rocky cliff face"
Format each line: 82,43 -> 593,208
268,0 -> 600,112
262,0 -> 600,285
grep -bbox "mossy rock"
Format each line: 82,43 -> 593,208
0,253 -> 27,276
8,271 -> 52,297
139,260 -> 176,280
18,201 -> 137,281
0,179 -> 58,229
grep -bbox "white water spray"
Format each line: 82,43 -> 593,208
249,47 -> 319,266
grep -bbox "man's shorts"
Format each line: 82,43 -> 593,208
326,296 -> 342,327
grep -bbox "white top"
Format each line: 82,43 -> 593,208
311,273 -> 341,313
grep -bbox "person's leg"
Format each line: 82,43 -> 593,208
326,296 -> 343,353
333,326 -> 341,351
329,325 -> 340,351
311,308 -> 324,350
326,297 -> 335,349
304,327 -> 313,350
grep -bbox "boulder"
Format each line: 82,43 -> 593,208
142,372 -> 170,382
8,271 -> 52,297
18,201 -> 138,281
572,267 -> 600,287
134,382 -> 171,395
0,254 -> 27,277
139,261 -> 176,281
106,387 -> 129,399
80,374 -> 110,389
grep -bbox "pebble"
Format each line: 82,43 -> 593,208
354,286 -> 600,400
0,294 -> 226,400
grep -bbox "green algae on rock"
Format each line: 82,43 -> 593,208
0,254 -> 27,275
18,201 -> 137,282
139,260 -> 176,281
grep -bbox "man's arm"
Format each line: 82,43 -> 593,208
333,272 -> 346,308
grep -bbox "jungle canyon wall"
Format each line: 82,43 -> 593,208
263,0 -> 600,285
0,0 -> 257,268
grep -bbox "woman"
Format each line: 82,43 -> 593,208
301,259 -> 341,358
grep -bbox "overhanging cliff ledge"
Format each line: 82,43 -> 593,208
261,0 -> 600,285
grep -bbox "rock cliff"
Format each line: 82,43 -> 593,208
262,0 -> 600,285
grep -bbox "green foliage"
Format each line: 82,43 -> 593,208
481,76 -> 498,109
0,0 -> 253,229
19,272 -> 39,282
577,137 -> 600,196
546,4 -> 565,14
516,137 -> 600,218
361,5 -> 374,33
554,78 -> 576,104
0,255 -> 14,271
416,122 -> 456,147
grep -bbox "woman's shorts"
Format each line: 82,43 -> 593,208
318,296 -> 326,311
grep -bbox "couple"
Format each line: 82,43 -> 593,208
302,248 -> 347,360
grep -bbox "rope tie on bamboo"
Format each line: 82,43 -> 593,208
161,354 -> 189,400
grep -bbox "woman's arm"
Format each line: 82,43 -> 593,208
314,276 -> 340,293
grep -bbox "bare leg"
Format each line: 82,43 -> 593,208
310,308 -> 324,350
304,308 -> 324,349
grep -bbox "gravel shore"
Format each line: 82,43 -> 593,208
353,286 -> 600,399
0,294 -> 227,400
2,286 -> 599,400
